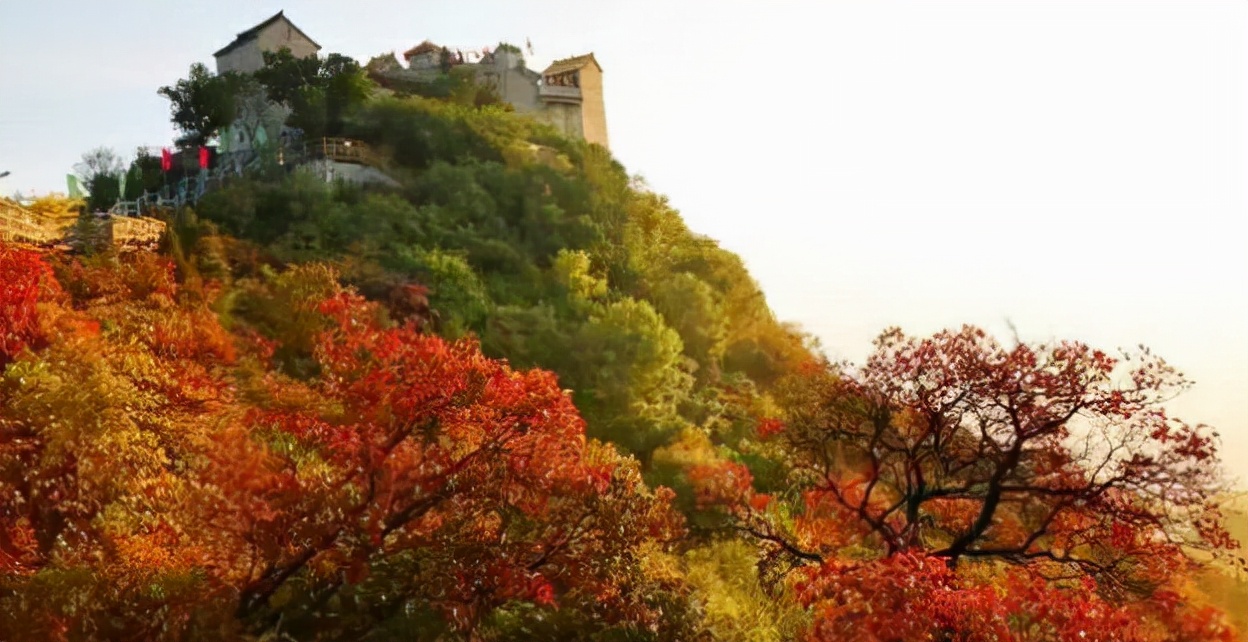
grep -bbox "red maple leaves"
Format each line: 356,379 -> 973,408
0,244 -> 686,639
0,244 -> 60,367
713,325 -> 1240,641
2,243 -> 1238,640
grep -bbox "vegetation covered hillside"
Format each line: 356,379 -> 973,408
0,48 -> 1243,640
1197,494 -> 1248,637
192,95 -> 810,464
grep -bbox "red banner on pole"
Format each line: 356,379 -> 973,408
198,146 -> 209,170
161,148 -> 173,172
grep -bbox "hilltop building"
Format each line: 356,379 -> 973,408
210,14 -> 609,149
214,11 -> 320,74
401,40 -> 454,72
387,42 -> 610,149
537,54 -> 608,150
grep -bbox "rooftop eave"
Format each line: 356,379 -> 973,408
213,11 -> 322,59
541,52 -> 602,76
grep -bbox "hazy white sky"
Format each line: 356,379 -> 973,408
1,1 -> 1245,485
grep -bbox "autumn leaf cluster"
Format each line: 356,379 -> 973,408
11,48 -> 1242,640
0,243 -> 691,640
694,327 -> 1243,641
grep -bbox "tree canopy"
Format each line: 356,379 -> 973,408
24,49 -> 1246,640
695,326 -> 1242,641
0,245 -> 694,640
158,63 -> 256,147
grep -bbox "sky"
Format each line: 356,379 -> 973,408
1,0 -> 1245,486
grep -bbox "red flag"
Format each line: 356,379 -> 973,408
161,148 -> 172,172
198,146 -> 209,169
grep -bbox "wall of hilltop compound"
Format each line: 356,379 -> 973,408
216,19 -> 319,74
578,64 -> 608,149
537,103 -> 585,141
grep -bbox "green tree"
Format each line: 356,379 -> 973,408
254,49 -> 372,139
569,297 -> 694,458
73,146 -> 124,211
124,148 -> 163,199
157,63 -> 253,146
406,248 -> 491,338
649,272 -> 728,383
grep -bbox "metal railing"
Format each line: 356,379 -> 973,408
105,137 -> 385,217
108,200 -> 141,217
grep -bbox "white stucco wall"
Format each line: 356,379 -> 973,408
299,160 -> 400,187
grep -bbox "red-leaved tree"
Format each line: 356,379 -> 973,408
0,247 -> 691,641
0,244 -> 61,368
707,325 -> 1240,641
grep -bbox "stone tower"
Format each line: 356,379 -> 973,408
213,11 -> 321,75
386,41 -> 611,150
539,54 -> 608,149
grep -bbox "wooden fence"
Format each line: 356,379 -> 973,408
307,138 -> 381,166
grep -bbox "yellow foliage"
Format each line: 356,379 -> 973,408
651,427 -> 719,469
683,540 -> 809,642
1195,493 -> 1248,640
25,195 -> 84,221
638,540 -> 686,586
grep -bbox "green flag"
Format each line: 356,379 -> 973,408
67,174 -> 83,198
218,126 -> 230,153
118,171 -> 127,200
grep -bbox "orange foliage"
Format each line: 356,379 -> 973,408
724,325 -> 1240,641
0,242 -> 687,640
0,244 -> 61,367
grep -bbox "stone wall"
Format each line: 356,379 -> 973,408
216,20 -> 319,74
1,200 -> 164,249
537,103 -> 585,141
493,67 -> 542,113
0,200 -> 71,245
577,64 -> 609,149
298,160 -> 400,188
